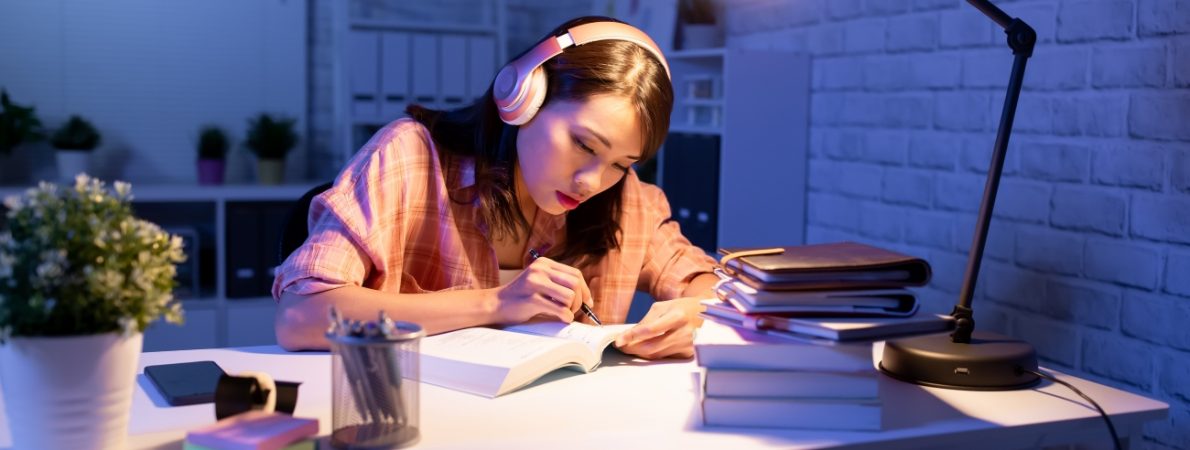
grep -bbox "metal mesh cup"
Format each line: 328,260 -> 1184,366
327,321 -> 424,449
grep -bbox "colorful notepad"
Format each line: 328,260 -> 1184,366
184,410 -> 318,450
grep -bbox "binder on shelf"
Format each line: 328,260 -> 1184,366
380,32 -> 412,119
411,34 -> 439,105
439,35 -> 468,106
348,30 -> 380,119
467,36 -> 497,101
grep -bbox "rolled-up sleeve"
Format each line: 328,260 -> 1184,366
272,121 -> 419,299
635,184 -> 717,301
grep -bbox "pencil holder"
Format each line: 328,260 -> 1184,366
327,319 -> 424,449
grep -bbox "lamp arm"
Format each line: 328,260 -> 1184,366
951,7 -> 1036,344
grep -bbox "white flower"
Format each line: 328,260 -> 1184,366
2,195 -> 20,212
118,316 -> 136,337
114,181 -> 131,200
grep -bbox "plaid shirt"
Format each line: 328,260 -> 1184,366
272,118 -> 717,324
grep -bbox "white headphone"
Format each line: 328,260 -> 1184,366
492,21 -> 671,126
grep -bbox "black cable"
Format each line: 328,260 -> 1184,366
1022,368 -> 1122,450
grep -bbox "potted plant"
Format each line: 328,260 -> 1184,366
197,125 -> 229,185
244,113 -> 298,185
0,89 -> 44,156
0,174 -> 186,449
50,115 -> 101,183
678,0 -> 722,49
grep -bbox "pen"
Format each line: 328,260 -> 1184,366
528,247 -> 602,325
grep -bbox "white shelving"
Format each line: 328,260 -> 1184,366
662,47 -> 810,250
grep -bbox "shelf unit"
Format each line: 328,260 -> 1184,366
332,1 -> 507,156
0,183 -> 322,351
660,47 -> 810,251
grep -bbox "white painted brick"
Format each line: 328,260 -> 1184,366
1173,37 -> 1190,87
935,91 -> 990,131
806,224 -> 861,243
982,260 -> 1047,310
934,173 -> 983,212
1138,0 -> 1190,37
961,49 -> 1013,88
881,94 -> 933,128
1082,331 -> 1155,389
995,179 -> 1050,223
1015,227 -> 1084,275
940,9 -> 994,48
1024,47 -> 1088,91
908,53 -> 962,88
858,201 -> 903,240
1132,193 -> 1190,245
928,248 -> 970,293
1051,187 -> 1128,236
813,54 -> 861,89
863,55 -> 912,91
1051,95 -> 1129,137
1013,95 -> 1053,135
826,0 -> 864,21
866,0 -> 911,16
1044,278 -> 1121,330
914,0 -> 959,11
1092,45 -> 1167,88
1176,149 -> 1190,193
1015,315 -> 1081,367
882,167 -> 934,207
1009,1 -> 1060,43
861,130 -> 909,165
807,192 -> 861,231
1018,140 -> 1091,182
886,13 -> 939,52
905,210 -> 953,250
1084,238 -> 1161,289
809,23 -> 846,55
908,134 -> 960,170
1164,250 -> 1190,297
820,129 -> 866,160
1129,93 -> 1190,141
1122,291 -> 1190,352
844,18 -> 887,53
1057,1 -> 1133,43
1091,144 -> 1166,191
811,92 -> 846,125
1157,351 -> 1190,403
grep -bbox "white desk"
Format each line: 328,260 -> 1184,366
0,344 -> 1168,450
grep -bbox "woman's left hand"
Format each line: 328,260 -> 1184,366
614,297 -> 706,360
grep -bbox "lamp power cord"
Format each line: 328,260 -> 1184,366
1021,368 -> 1122,450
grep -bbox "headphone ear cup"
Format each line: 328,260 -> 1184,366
501,67 -> 548,126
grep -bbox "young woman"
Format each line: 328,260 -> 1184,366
273,17 -> 718,359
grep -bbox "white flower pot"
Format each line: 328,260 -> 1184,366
0,332 -> 143,450
55,150 -> 91,183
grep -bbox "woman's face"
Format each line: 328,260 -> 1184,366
516,94 -> 644,216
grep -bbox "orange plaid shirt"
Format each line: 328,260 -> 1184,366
272,118 -> 717,324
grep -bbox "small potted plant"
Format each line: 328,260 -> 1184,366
678,0 -> 722,49
244,113 -> 298,185
0,89 -> 44,157
0,174 -> 186,449
197,125 -> 229,185
50,115 -> 101,183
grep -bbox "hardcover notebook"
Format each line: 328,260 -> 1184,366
702,299 -> 953,341
715,280 -> 920,317
419,322 -> 633,398
718,241 -> 932,291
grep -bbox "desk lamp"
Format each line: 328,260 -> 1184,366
879,0 -> 1041,390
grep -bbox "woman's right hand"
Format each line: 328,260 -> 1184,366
491,256 -> 592,325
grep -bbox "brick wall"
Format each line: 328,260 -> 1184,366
728,0 -> 1189,447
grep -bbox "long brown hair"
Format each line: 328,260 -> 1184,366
407,16 -> 672,268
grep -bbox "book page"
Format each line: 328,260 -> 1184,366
504,322 -> 634,354
420,327 -> 573,369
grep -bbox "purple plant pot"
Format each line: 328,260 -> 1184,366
197,159 -> 225,185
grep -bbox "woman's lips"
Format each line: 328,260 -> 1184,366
556,191 -> 580,210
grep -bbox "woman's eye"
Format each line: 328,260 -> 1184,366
613,164 -> 630,173
573,137 -> 595,154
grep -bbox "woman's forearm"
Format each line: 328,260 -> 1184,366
275,285 -> 498,351
681,272 -> 720,298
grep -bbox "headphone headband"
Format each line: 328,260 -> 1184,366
493,21 -> 671,125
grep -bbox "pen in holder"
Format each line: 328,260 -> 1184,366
326,307 -> 424,449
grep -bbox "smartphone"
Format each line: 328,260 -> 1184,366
144,360 -> 226,406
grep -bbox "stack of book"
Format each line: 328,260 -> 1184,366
715,241 -> 933,317
694,241 -> 951,431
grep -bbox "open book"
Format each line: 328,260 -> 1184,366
419,322 -> 634,398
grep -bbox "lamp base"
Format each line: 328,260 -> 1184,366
879,330 -> 1041,391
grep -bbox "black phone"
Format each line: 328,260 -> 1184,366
144,360 -> 227,406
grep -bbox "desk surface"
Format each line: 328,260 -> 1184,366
0,343 -> 1169,450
